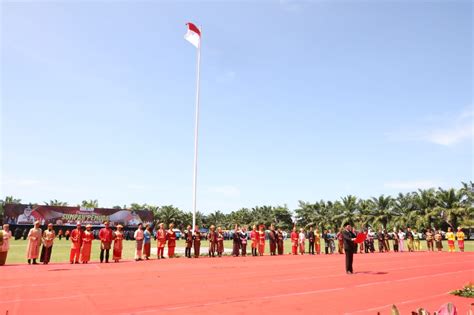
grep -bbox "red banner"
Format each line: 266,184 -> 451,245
3,204 -> 154,227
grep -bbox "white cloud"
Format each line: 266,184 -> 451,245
388,106 -> 473,146
384,180 -> 441,190
206,185 -> 240,197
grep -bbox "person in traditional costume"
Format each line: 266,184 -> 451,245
40,223 -> 55,264
268,224 -> 277,256
307,226 -> 315,255
377,229 -> 385,253
167,223 -> 177,258
240,226 -> 248,256
99,221 -> 113,263
337,228 -> 344,254
445,227 -> 455,252
456,227 -> 465,252
413,228 -> 420,251
383,229 -> 390,252
250,225 -> 258,256
257,224 -> 265,256
0,224 -> 12,265
134,223 -> 144,261
291,227 -> 298,255
184,225 -> 193,258
232,225 -> 241,257
397,229 -> 405,252
314,228 -> 321,254
70,222 -> 83,264
80,224 -> 94,263
425,229 -> 434,251
57,229 -> 63,240
392,228 -> 399,252
193,225 -> 201,258
113,225 -> 124,262
208,225 -> 217,257
143,224 -> 152,260
217,227 -> 225,257
277,227 -> 284,255
156,223 -> 166,259
434,230 -> 443,251
406,227 -> 414,252
298,228 -> 306,255
27,221 -> 42,265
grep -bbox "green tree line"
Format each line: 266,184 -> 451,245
1,182 -> 473,231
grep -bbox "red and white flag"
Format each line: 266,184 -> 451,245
184,22 -> 201,48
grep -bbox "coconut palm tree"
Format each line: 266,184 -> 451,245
81,199 -> 99,208
369,195 -> 393,230
44,199 -> 68,206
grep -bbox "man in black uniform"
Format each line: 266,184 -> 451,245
307,226 -> 315,255
342,223 -> 356,274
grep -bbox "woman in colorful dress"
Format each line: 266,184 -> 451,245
314,228 -> 321,254
240,226 -> 248,256
40,223 -> 55,264
81,224 -> 94,263
456,227 -> 465,252
250,225 -> 258,256
445,227 -> 455,252
113,225 -> 124,262
217,226 -> 224,257
134,223 -> 144,261
0,224 -> 12,265
277,227 -> 285,255
232,225 -> 241,257
156,223 -> 166,259
397,229 -> 405,252
143,224 -> 152,260
291,227 -> 298,255
257,224 -> 265,256
26,221 -> 42,265
298,228 -> 305,255
167,223 -> 176,258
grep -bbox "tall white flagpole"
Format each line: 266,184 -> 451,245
192,25 -> 202,232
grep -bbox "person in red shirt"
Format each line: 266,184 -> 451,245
291,227 -> 298,255
156,223 -> 166,259
99,221 -> 113,263
80,224 -> 94,263
257,224 -> 265,256
184,225 -> 193,258
277,227 -> 284,255
167,223 -> 176,258
70,223 -> 83,264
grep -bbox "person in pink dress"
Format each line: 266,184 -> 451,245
70,222 -> 83,264
290,227 -> 298,255
113,225 -> 124,262
298,228 -> 306,255
0,224 -> 12,265
81,224 -> 94,263
27,221 -> 42,265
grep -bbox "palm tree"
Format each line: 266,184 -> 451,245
434,188 -> 465,229
44,199 -> 68,206
207,210 -> 226,227
369,195 -> 393,230
156,205 -> 182,226
333,195 -> 358,228
81,199 -> 99,208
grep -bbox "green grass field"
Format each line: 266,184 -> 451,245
4,238 -> 472,264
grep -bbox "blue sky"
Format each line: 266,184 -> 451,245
1,0 -> 472,212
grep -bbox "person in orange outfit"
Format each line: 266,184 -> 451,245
250,225 -> 258,256
314,228 -> 321,254
99,221 -> 114,263
184,225 -> 193,258
257,224 -> 266,256
80,224 -> 94,263
456,227 -> 465,252
291,227 -> 298,255
156,223 -> 166,259
167,223 -> 177,258
70,222 -> 83,264
208,225 -> 217,257
193,225 -> 201,258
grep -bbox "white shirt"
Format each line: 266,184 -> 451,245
298,232 -> 305,243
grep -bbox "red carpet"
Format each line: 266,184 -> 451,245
1,251 -> 472,314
